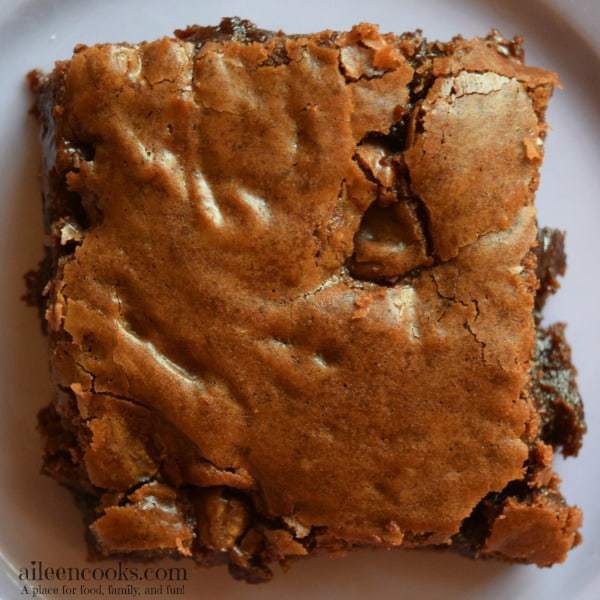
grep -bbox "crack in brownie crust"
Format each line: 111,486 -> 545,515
28,18 -> 584,581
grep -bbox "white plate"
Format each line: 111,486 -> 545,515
1,1 -> 598,599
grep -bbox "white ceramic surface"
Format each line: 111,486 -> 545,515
0,1 -> 598,599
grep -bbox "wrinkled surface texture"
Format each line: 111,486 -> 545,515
32,19 -> 583,580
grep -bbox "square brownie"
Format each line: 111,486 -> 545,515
28,18 -> 585,581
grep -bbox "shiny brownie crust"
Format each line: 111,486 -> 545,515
28,17 -> 585,581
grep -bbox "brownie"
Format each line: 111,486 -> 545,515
27,18 -> 585,581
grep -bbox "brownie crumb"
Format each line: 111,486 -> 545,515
532,324 -> 586,456
535,227 -> 566,312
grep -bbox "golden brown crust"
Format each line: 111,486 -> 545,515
405,71 -> 543,260
30,19 -> 582,579
91,482 -> 195,556
482,494 -> 582,566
